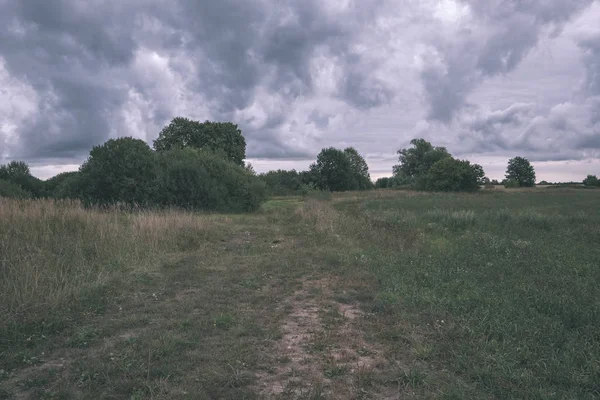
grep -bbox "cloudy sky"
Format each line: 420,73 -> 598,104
1,0 -> 599,181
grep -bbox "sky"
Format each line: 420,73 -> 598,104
1,0 -> 599,182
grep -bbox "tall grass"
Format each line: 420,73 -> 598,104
0,198 -> 223,323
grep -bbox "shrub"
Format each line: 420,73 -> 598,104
79,137 -> 157,207
0,179 -> 31,198
0,161 -> 44,197
375,177 -> 392,189
155,148 -> 267,212
260,169 -> 303,196
44,171 -> 79,198
583,175 -> 600,187
424,158 -> 481,192
504,179 -> 520,188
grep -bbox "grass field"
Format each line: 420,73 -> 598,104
1,188 -> 599,399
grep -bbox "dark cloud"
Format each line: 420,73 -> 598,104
420,0 -> 594,123
1,0 -> 396,164
1,0 -> 599,179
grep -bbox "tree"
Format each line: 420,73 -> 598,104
0,161 -> 44,197
0,179 -> 31,198
343,147 -> 372,190
155,148 -> 266,212
310,148 -> 354,191
153,117 -> 246,166
309,147 -> 372,192
393,138 -> 451,187
424,157 -> 482,192
79,137 -> 157,207
260,169 -> 303,196
375,177 -> 392,188
583,175 -> 600,187
505,156 -> 536,187
44,171 -> 79,197
490,179 -> 501,185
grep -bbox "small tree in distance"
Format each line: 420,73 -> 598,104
506,156 -> 536,187
583,175 -> 600,187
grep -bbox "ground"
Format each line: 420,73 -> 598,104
1,188 -> 599,399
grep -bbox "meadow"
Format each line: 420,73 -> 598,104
1,188 -> 599,399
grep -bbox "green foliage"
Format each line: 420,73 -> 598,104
44,171 -> 80,198
583,174 -> 600,187
79,137 -> 157,207
260,169 -> 303,196
153,117 -> 246,166
490,179 -> 501,185
393,138 -> 451,186
389,139 -> 484,191
375,177 -> 393,188
155,148 -> 267,212
0,161 -> 44,197
424,157 -> 481,192
309,147 -> 372,192
503,178 -> 520,188
0,179 -> 31,198
506,156 -> 536,187
343,147 -> 373,190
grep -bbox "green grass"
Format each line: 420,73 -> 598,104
328,189 -> 600,398
1,189 -> 600,398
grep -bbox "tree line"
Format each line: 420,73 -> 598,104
1,120 -> 599,208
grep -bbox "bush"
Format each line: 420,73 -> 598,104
504,179 -> 520,188
375,177 -> 392,188
44,171 -> 79,198
0,179 -> 31,198
0,161 -> 44,197
260,169 -> 303,196
79,137 -> 158,207
423,158 -> 481,192
583,175 -> 600,187
155,148 -> 267,212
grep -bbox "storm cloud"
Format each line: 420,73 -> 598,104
1,0 -> 599,180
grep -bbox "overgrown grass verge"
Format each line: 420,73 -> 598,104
0,197 -> 320,398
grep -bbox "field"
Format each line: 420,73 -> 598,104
1,188 -> 599,399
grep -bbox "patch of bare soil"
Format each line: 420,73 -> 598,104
256,277 -> 390,399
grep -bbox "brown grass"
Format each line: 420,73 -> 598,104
0,198 -> 227,318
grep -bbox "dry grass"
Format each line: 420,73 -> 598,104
0,198 -> 226,318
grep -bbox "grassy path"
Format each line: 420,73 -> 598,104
3,190 -> 600,399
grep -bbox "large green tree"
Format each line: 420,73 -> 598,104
153,117 -> 246,166
79,137 -> 157,207
505,156 -> 536,187
309,147 -> 372,192
344,147 -> 372,190
393,138 -> 451,187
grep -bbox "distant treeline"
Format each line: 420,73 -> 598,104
2,119 -> 599,209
